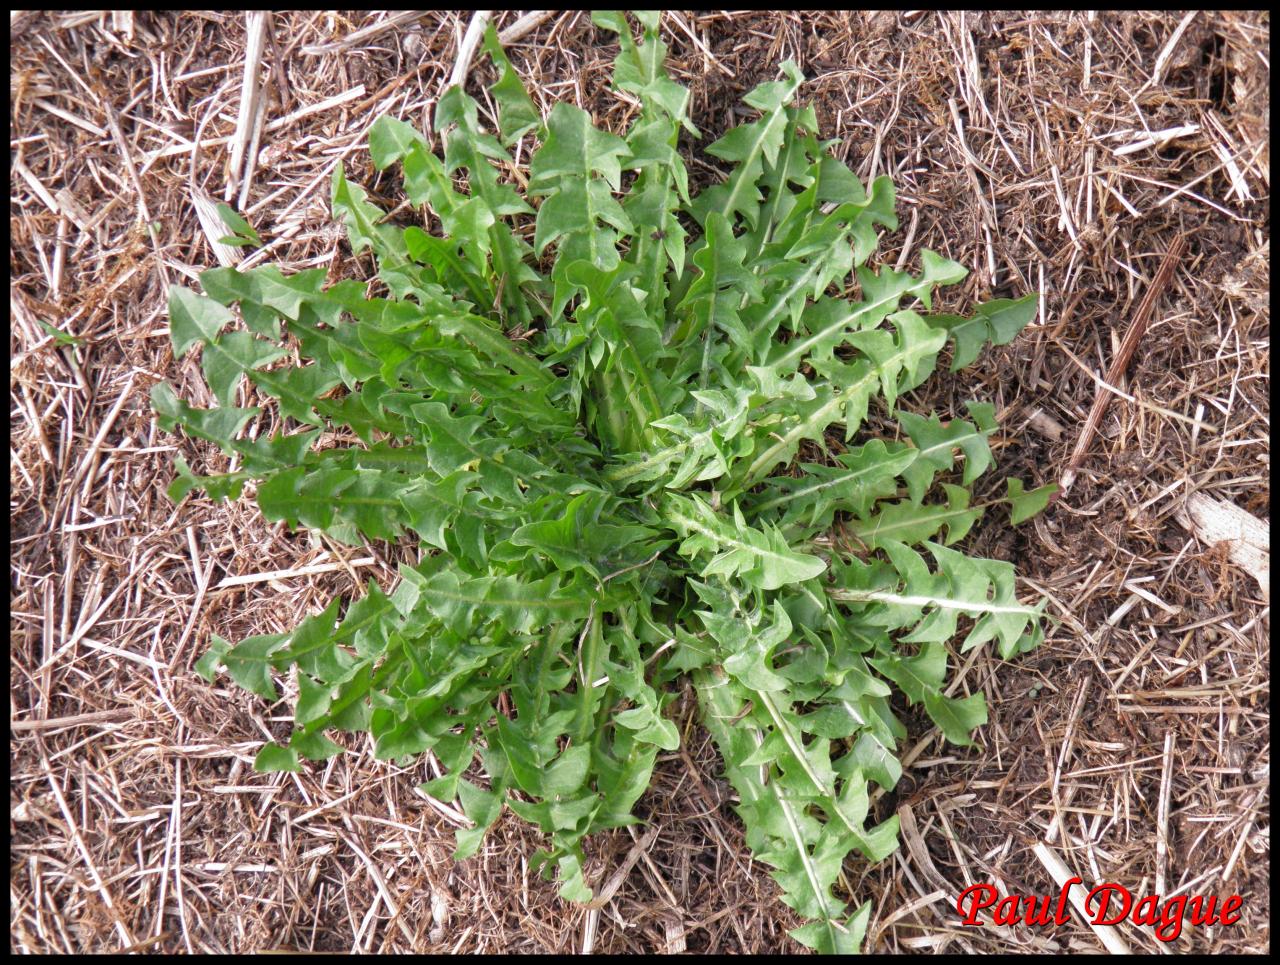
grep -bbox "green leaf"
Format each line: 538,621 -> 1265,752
791,902 -> 871,954
435,312 -> 553,387
665,493 -> 827,591
254,741 -> 302,772
201,331 -> 287,407
829,541 -> 1045,658
689,61 -> 805,229
331,162 -> 407,260
215,202 -> 262,247
933,293 -> 1039,371
398,559 -> 592,635
675,212 -> 764,382
291,729 -> 344,761
763,264 -> 918,372
530,102 -> 631,193
542,744 -> 592,797
222,631 -> 290,701
482,23 -> 540,145
923,689 -> 988,746
595,10 -> 696,134
1005,477 -> 1058,525
434,85 -> 541,325
453,778 -> 505,859
849,484 -> 984,550
38,318 -> 86,346
911,249 -> 968,309
368,115 -> 428,170
503,491 -> 660,581
168,285 -> 235,357
897,402 -> 998,504
747,439 -> 917,536
194,635 -> 232,682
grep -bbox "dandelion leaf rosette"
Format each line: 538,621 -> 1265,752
157,12 -> 1051,953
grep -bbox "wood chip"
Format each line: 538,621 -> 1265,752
1176,492 -> 1269,602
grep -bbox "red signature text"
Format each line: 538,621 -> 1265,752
956,878 -> 1243,942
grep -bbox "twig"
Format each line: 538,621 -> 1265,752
299,11 -> 430,56
265,14 -> 292,110
584,825 -> 663,910
667,11 -> 734,78
70,373 -> 136,512
226,11 -> 268,203
1030,841 -> 1131,954
581,908 -> 599,954
1112,124 -> 1200,157
1222,788 -> 1263,883
13,157 -> 61,215
625,824 -> 683,910
1155,732 -> 1175,896
337,830 -> 417,948
169,530 -> 216,672
190,186 -> 242,267
187,90 -> 244,267
448,11 -> 492,90
893,208 -> 919,272
214,556 -> 376,590
1060,233 -> 1187,491
237,14 -> 274,210
498,10 -> 554,45
1140,11 -> 1198,94
10,709 -> 130,732
31,97 -> 107,136
1045,677 -> 1090,845
267,84 -> 365,133
147,84 -> 367,164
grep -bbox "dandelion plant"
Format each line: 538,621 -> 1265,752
155,12 -> 1054,952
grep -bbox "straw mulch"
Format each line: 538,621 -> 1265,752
10,10 -> 1269,954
